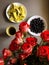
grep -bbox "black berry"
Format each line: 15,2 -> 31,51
30,18 -> 44,33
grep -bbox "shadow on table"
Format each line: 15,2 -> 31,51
3,5 -> 14,24
0,28 -> 9,43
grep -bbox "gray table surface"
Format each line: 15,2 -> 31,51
0,0 -> 49,54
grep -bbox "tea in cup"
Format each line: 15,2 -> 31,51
6,26 -> 16,36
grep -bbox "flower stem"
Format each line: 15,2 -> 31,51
40,39 -> 47,46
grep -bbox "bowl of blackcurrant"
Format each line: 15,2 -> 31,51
27,15 -> 47,36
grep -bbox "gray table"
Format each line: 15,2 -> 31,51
0,0 -> 49,53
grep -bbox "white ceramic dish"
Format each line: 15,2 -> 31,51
6,2 -> 27,23
27,15 -> 47,36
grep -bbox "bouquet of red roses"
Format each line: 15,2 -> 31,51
0,22 -> 49,65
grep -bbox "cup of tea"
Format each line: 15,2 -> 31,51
6,26 -> 16,36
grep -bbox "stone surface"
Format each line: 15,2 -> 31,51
0,0 -> 49,53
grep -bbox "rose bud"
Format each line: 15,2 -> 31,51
9,39 -> 20,51
15,31 -> 24,38
10,58 -> 17,64
26,37 -> 37,47
14,38 -> 23,45
21,42 -> 32,54
41,30 -> 49,43
12,37 -> 23,45
0,58 -> 4,65
19,22 -> 30,33
24,63 -> 27,65
2,48 -> 12,59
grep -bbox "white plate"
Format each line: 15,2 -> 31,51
6,2 -> 27,23
27,15 -> 47,36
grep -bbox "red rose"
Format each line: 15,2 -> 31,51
37,46 -> 49,60
11,37 -> 23,45
2,48 -> 12,59
24,63 -> 27,65
41,30 -> 49,43
0,58 -> 4,65
19,22 -> 30,33
21,42 -> 32,54
15,31 -> 24,38
26,37 -> 37,47
10,58 -> 17,64
19,53 -> 31,60
14,38 -> 23,45
9,39 -> 20,51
